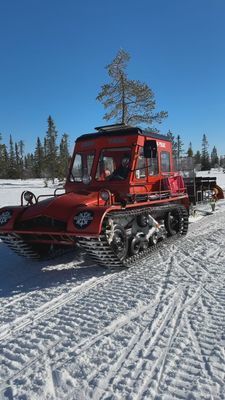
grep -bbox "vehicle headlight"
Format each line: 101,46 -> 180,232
24,191 -> 35,203
100,190 -> 110,201
0,209 -> 13,226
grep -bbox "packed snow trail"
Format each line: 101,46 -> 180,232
1,199 -> 225,398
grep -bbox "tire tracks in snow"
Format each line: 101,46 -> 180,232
87,283 -> 224,400
0,257 -> 168,394
0,286 -> 176,396
157,228 -> 225,310
155,294 -> 225,400
0,262 -> 164,390
56,217 -> 225,400
91,285 -> 202,400
0,272 -> 114,343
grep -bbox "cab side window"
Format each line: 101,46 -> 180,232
71,154 -> 82,181
144,139 -> 158,176
135,148 -> 146,179
160,151 -> 171,173
86,154 -> 95,176
148,155 -> 158,176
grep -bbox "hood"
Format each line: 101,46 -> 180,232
20,191 -> 98,222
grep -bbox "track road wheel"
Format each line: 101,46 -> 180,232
130,237 -> 141,256
165,207 -> 182,236
110,224 -> 128,261
137,213 -> 148,228
141,240 -> 149,251
149,232 -> 158,246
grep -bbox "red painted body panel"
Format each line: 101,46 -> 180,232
20,191 -> 98,221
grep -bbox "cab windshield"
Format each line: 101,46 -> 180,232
95,147 -> 131,181
70,153 -> 94,182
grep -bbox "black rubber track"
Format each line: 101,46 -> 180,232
78,204 -> 189,269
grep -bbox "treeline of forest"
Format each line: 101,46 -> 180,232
0,116 -> 225,182
0,116 -> 70,182
166,131 -> 225,171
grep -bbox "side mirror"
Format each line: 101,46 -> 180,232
144,140 -> 157,158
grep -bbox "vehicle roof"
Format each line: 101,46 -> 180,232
76,125 -> 171,143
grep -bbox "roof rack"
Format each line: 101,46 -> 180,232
94,123 -> 133,132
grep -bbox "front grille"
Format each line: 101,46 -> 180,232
15,216 -> 67,231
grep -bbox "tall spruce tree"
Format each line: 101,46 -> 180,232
211,146 -> 219,168
176,135 -> 184,160
194,150 -> 201,167
33,137 -> 44,178
97,49 -> 168,126
1,147 -> 8,178
0,133 -> 4,175
44,116 -> 58,183
18,140 -> 24,179
187,142 -> 193,157
58,133 -> 70,180
8,135 -> 17,178
220,156 -> 225,169
0,134 -> 9,178
14,142 -> 20,178
166,130 -> 177,158
24,153 -> 34,178
201,134 -> 210,170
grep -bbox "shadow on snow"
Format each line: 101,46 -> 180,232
0,241 -> 106,299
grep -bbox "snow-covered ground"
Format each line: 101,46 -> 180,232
0,176 -> 225,400
0,179 -> 62,208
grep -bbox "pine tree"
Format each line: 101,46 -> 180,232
220,156 -> 225,169
33,137 -> 44,178
166,130 -> 177,158
176,135 -> 184,160
15,142 -> 21,178
44,116 -> 58,183
201,134 -> 210,170
24,153 -> 34,178
0,134 -> 9,178
58,133 -> 70,180
211,146 -> 219,168
2,146 -> 9,178
0,133 -> 4,175
194,150 -> 201,167
43,137 -> 47,158
8,135 -> 17,178
97,49 -> 168,126
187,142 -> 193,157
18,140 -> 25,179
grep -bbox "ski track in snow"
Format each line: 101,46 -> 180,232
0,181 -> 225,399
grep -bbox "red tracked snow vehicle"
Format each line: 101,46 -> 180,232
0,124 -> 189,268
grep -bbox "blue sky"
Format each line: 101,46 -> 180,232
0,0 -> 225,155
